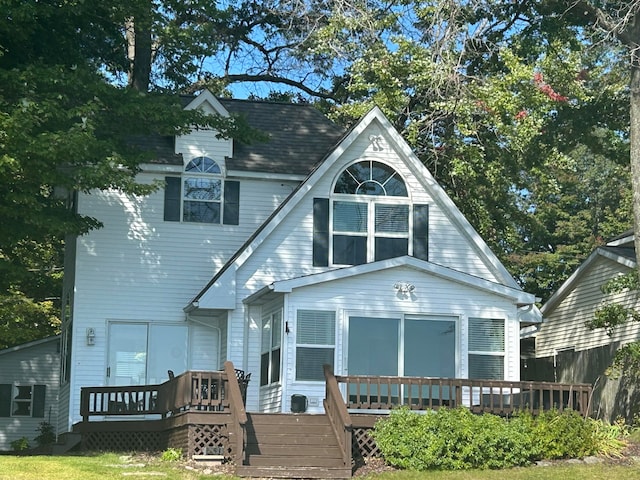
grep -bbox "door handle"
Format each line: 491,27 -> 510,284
106,367 -> 111,378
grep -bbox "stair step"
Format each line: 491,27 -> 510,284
236,465 -> 351,479
247,413 -> 330,425
51,433 -> 82,455
246,432 -> 336,445
241,455 -> 349,468
245,443 -> 342,457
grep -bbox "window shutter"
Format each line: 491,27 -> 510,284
313,198 -> 329,266
223,180 -> 240,225
0,384 -> 10,417
413,204 -> 429,261
163,176 -> 181,222
32,385 -> 46,418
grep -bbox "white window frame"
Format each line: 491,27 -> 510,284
294,310 -> 336,382
467,317 -> 505,380
330,160 -> 411,266
181,156 -> 225,224
260,309 -> 283,387
11,384 -> 34,417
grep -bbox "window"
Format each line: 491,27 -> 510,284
260,310 -> 282,386
0,384 -> 46,418
312,160 -> 429,267
164,156 -> 240,225
295,310 -> 335,381
468,318 -> 505,380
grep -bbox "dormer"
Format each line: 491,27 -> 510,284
174,91 -> 233,165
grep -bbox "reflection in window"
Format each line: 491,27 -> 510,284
183,156 -> 223,223
331,161 -> 409,265
261,310 -> 282,386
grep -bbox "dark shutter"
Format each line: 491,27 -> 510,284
413,204 -> 429,261
32,385 -> 46,418
163,176 -> 181,222
313,198 -> 330,267
223,180 -> 240,225
0,384 -> 11,417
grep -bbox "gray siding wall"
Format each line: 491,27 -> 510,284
0,339 -> 60,451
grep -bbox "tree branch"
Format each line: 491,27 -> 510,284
187,73 -> 339,101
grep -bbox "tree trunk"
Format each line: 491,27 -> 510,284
125,3 -> 152,92
630,16 -> 640,276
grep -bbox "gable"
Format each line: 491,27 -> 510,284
190,107 -> 526,309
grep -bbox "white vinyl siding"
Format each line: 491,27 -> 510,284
468,318 -> 505,380
295,310 -> 336,381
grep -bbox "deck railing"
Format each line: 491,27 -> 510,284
323,364 -> 352,468
80,366 -> 250,422
334,373 -> 592,417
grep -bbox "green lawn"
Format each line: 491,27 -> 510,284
0,453 -> 639,479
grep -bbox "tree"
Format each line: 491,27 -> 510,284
560,1 -> 640,269
0,0 -> 256,348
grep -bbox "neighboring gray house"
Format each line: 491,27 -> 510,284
0,336 -> 60,451
533,230 -> 639,421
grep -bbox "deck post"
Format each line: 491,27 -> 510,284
323,364 -> 352,468
224,361 -> 247,465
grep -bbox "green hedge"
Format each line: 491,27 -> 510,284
371,407 -> 612,471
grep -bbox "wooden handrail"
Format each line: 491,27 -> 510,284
323,364 -> 352,467
333,374 -> 593,417
224,361 -> 247,464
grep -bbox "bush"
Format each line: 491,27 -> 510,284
532,409 -> 598,459
34,421 -> 56,447
10,437 -> 30,451
372,407 -> 616,471
372,407 -> 534,470
160,448 -> 182,462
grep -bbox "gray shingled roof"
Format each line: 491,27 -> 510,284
219,99 -> 345,176
139,97 -> 345,175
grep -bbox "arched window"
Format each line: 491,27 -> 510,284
182,157 -> 223,223
163,157 -> 240,225
323,160 -> 425,266
334,160 -> 407,196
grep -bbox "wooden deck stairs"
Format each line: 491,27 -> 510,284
235,413 -> 352,479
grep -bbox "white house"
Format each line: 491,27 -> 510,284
58,91 -> 539,434
0,336 -> 60,451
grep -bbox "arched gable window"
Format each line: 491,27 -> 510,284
334,160 -> 408,196
163,156 -> 240,225
183,157 -> 223,223
313,160 -> 428,266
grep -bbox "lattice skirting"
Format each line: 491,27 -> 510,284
82,430 -> 164,452
352,426 -> 381,460
188,424 -> 231,458
80,422 -> 230,459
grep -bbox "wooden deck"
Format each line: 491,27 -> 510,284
76,363 -> 592,478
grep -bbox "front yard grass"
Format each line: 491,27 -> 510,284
1,453 -> 640,480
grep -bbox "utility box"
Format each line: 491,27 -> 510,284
291,394 -> 308,413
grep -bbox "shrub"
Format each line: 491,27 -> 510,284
372,407 -> 534,470
34,421 -> 56,447
532,409 -> 598,459
10,437 -> 30,451
160,447 -> 182,462
372,407 -> 620,471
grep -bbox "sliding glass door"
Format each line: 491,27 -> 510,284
347,314 -> 457,405
107,323 -> 188,386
